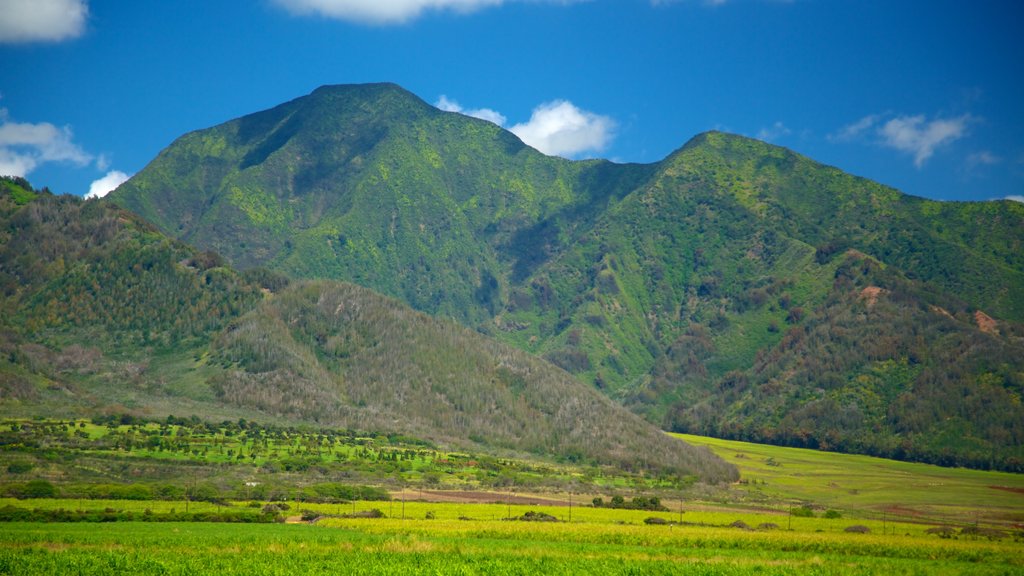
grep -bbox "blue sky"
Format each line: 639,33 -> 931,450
1,0 -> 1021,202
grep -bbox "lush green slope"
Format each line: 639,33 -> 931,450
0,179 -> 732,481
112,83 -> 653,325
663,254 -> 1024,470
0,177 -> 267,349
107,85 -> 1024,471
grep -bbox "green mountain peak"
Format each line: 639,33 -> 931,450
107,85 -> 1024,471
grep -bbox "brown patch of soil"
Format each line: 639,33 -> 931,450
989,485 -> 1024,495
974,310 -> 999,335
880,505 -> 925,517
859,286 -> 886,308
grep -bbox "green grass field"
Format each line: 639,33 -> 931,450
1,431 -> 1023,574
0,514 -> 1021,575
675,433 -> 1024,528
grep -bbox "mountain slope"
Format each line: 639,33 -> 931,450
209,280 -> 735,478
107,85 -> 1024,471
112,83 -> 653,325
0,179 -> 732,481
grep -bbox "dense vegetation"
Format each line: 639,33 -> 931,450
0,179 -> 732,482
0,416 -> 623,501
0,177 -> 266,347
109,84 -> 1024,470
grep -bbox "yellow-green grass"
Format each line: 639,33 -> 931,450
675,433 -> 1024,528
0,497 -> 929,536
0,518 -> 1021,575
0,498 -> 231,515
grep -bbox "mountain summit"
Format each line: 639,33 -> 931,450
110,84 -> 1024,471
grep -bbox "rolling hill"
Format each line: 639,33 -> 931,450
102,84 -> 1024,471
0,178 -> 735,482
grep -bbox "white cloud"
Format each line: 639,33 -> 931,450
272,0 -> 535,24
85,170 -> 130,199
756,121 -> 790,142
965,150 -> 1000,170
830,114 -> 880,142
509,100 -> 615,158
435,95 -> 507,126
0,0 -> 88,43
1005,195 -> 1024,203
434,95 -> 615,158
832,112 -> 972,168
0,108 -> 93,177
0,107 -> 130,197
879,114 -> 970,168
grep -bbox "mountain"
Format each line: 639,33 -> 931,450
111,83 -> 653,326
0,178 -> 734,481
108,84 -> 1024,471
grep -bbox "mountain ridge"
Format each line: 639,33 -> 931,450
106,84 -> 1024,471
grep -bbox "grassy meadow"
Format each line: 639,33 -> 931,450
677,433 -> 1024,529
1,426 -> 1022,574
0,512 -> 1021,575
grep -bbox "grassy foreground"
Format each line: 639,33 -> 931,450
1,433 -> 1022,574
0,518 -> 1021,576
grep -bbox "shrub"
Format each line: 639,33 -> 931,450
517,511 -> 559,522
6,462 -> 32,474
790,506 -> 815,518
342,509 -> 385,519
824,509 -> 842,519
926,526 -> 956,538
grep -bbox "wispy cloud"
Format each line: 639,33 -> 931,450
1005,195 -> 1024,203
85,170 -> 131,199
0,106 -> 132,196
965,150 -> 1001,171
756,121 -> 791,142
509,100 -> 615,158
830,114 -> 881,142
0,0 -> 88,44
435,96 -> 507,126
272,0 -> 575,25
831,112 -> 971,168
879,114 -> 970,168
0,108 -> 93,177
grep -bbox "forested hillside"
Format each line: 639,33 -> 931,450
0,178 -> 733,481
108,84 -> 1024,471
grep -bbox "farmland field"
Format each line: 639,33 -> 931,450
1,516 -> 1022,575
1,428 -> 1023,574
